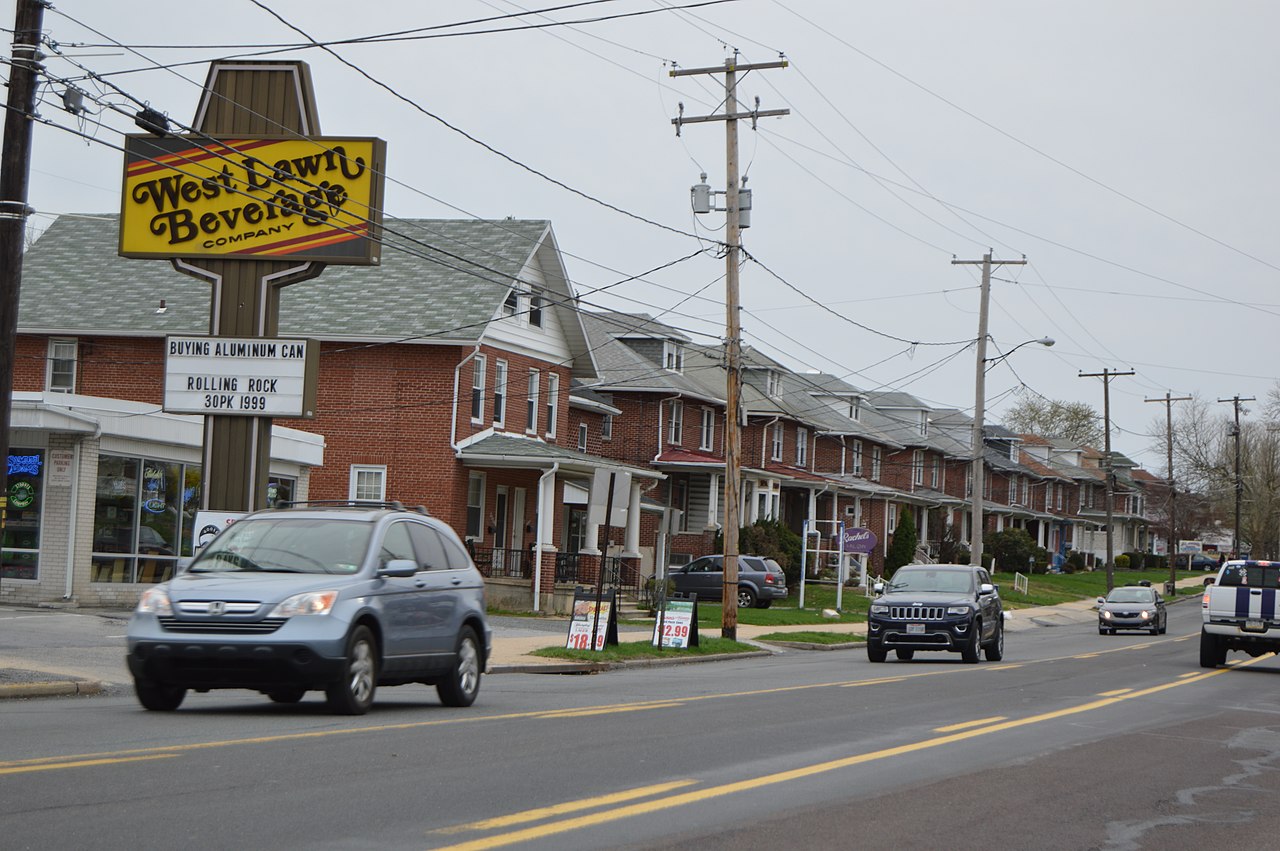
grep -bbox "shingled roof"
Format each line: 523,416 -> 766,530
18,215 -> 590,367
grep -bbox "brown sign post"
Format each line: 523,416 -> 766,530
119,60 -> 385,511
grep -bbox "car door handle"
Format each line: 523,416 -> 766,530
451,577 -> 462,586
414,580 -> 427,588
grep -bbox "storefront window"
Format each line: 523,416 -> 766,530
267,476 -> 294,508
92,455 -> 202,584
2,449 -> 45,580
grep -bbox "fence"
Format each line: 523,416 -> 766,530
1014,572 -> 1029,595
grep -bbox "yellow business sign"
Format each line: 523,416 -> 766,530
120,135 -> 386,264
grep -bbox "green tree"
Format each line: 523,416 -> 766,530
885,507 -> 918,574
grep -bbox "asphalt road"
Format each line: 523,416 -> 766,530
3,602 -> 1279,850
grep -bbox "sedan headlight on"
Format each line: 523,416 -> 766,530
1140,610 -> 1152,620
946,605 -> 971,615
136,586 -> 172,615
1101,610 -> 1113,620
270,590 -> 339,617
870,604 -> 889,614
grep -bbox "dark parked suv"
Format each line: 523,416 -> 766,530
866,564 -> 1003,663
667,554 -> 788,608
126,501 -> 491,715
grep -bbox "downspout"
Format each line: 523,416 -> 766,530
532,462 -> 559,613
63,439 -> 84,599
451,345 -> 482,449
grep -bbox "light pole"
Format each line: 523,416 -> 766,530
970,335 -> 1054,569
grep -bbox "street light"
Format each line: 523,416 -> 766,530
971,335 -> 1054,569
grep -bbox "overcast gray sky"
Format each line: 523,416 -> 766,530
10,0 -> 1280,470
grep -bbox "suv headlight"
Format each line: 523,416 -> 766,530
946,605 -> 971,615
870,604 -> 889,614
136,586 -> 172,615
270,590 -> 338,617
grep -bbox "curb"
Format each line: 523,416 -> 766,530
489,650 -> 773,674
0,680 -> 103,699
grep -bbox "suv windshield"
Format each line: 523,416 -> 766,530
190,517 -> 373,575
887,569 -> 973,594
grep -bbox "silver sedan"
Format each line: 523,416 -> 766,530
1097,585 -> 1167,635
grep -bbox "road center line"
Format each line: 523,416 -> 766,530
934,716 -> 1007,732
0,754 -> 178,775
432,780 -> 696,834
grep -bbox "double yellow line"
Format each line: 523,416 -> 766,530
428,659 -> 1262,850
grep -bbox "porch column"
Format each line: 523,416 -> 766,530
919,506 -> 929,548
623,478 -> 642,557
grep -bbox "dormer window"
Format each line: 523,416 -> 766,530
502,289 -> 519,317
850,397 -> 861,421
664,341 -> 684,373
528,292 -> 543,327
1008,442 -> 1018,462
918,411 -> 929,437
767,371 -> 782,398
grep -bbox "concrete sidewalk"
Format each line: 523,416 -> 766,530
0,577 -> 1206,698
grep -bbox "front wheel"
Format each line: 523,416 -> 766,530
135,678 -> 186,711
984,620 -> 1004,662
327,625 -> 378,715
961,621 -> 982,664
867,641 -> 887,663
437,626 -> 482,707
737,586 -> 757,609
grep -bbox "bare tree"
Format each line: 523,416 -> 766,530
1001,391 -> 1104,446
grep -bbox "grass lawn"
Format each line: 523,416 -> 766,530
992,568 -> 1205,608
531,636 -> 756,662
754,631 -> 864,645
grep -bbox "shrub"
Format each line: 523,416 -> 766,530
885,508 -> 918,574
1122,551 -> 1145,570
986,528 -> 1036,572
1065,550 -> 1086,573
1115,554 -> 1130,570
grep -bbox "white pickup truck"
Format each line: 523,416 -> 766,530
1201,560 -> 1280,667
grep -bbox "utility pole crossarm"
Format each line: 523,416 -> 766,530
670,60 -> 789,77
671,109 -> 790,126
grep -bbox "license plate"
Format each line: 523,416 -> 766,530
1243,619 -> 1266,632
906,623 -> 925,634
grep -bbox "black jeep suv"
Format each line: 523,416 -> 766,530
866,564 -> 1003,663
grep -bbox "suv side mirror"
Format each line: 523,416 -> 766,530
979,583 -> 995,595
873,581 -> 885,595
378,558 -> 418,578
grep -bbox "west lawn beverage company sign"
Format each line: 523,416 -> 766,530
119,136 -> 386,263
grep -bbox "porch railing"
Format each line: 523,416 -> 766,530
472,546 -> 531,579
553,554 -> 644,598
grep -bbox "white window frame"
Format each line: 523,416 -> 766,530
912,449 -> 924,486
668,400 -> 684,445
767,371 -> 782,398
770,422 -> 784,461
852,440 -> 863,477
466,472 -> 486,541
931,457 -> 941,489
47,338 -> 77,393
1057,484 -> 1064,510
528,291 -> 543,328
545,373 -> 559,438
349,465 -> 387,502
602,413 -> 613,441
577,422 -> 588,452
871,446 -> 882,481
471,355 -> 486,423
526,369 -> 539,434
493,360 -> 508,427
663,341 -> 684,373
796,426 -> 808,466
502,288 -> 519,317
700,408 -> 714,451
919,411 -> 929,437
888,503 -> 897,533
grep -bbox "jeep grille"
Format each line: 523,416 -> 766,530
889,605 -> 945,620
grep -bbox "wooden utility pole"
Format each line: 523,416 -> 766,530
1079,368 -> 1135,591
0,0 -> 46,563
951,253 -> 1025,569
672,55 -> 787,640
1145,392 -> 1191,590
1218,395 -> 1254,558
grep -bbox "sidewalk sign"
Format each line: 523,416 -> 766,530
565,586 -> 618,651
652,592 -> 699,649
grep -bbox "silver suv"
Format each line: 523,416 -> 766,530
126,502 -> 491,715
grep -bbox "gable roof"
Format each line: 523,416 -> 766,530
19,214 -> 594,376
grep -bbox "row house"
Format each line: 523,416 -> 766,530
5,214 -> 1163,611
